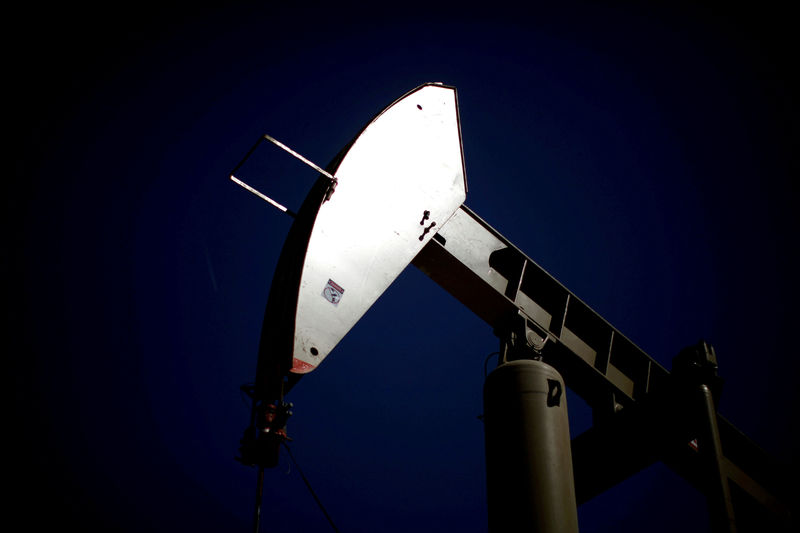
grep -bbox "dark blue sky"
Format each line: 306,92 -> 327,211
10,3 -> 798,532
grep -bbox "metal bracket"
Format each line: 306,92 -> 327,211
229,134 -> 339,217
672,340 -> 724,403
496,311 -> 553,365
237,395 -> 293,469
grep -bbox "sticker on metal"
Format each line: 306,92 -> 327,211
322,279 -> 345,306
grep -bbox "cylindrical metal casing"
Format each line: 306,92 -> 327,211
484,360 -> 579,533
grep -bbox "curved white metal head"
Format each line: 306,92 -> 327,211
257,84 -> 466,385
292,83 -> 467,372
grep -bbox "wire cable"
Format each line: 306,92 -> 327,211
282,442 -> 341,533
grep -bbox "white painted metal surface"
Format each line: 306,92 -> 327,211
290,84 -> 467,373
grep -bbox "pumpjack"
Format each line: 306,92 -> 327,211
231,83 -> 793,532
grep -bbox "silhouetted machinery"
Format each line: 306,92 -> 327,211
232,84 -> 793,532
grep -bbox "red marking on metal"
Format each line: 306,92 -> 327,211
291,358 -> 316,374
327,279 -> 344,293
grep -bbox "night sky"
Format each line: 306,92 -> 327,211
9,3 -> 798,532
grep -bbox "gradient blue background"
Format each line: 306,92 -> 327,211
9,3 -> 798,532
